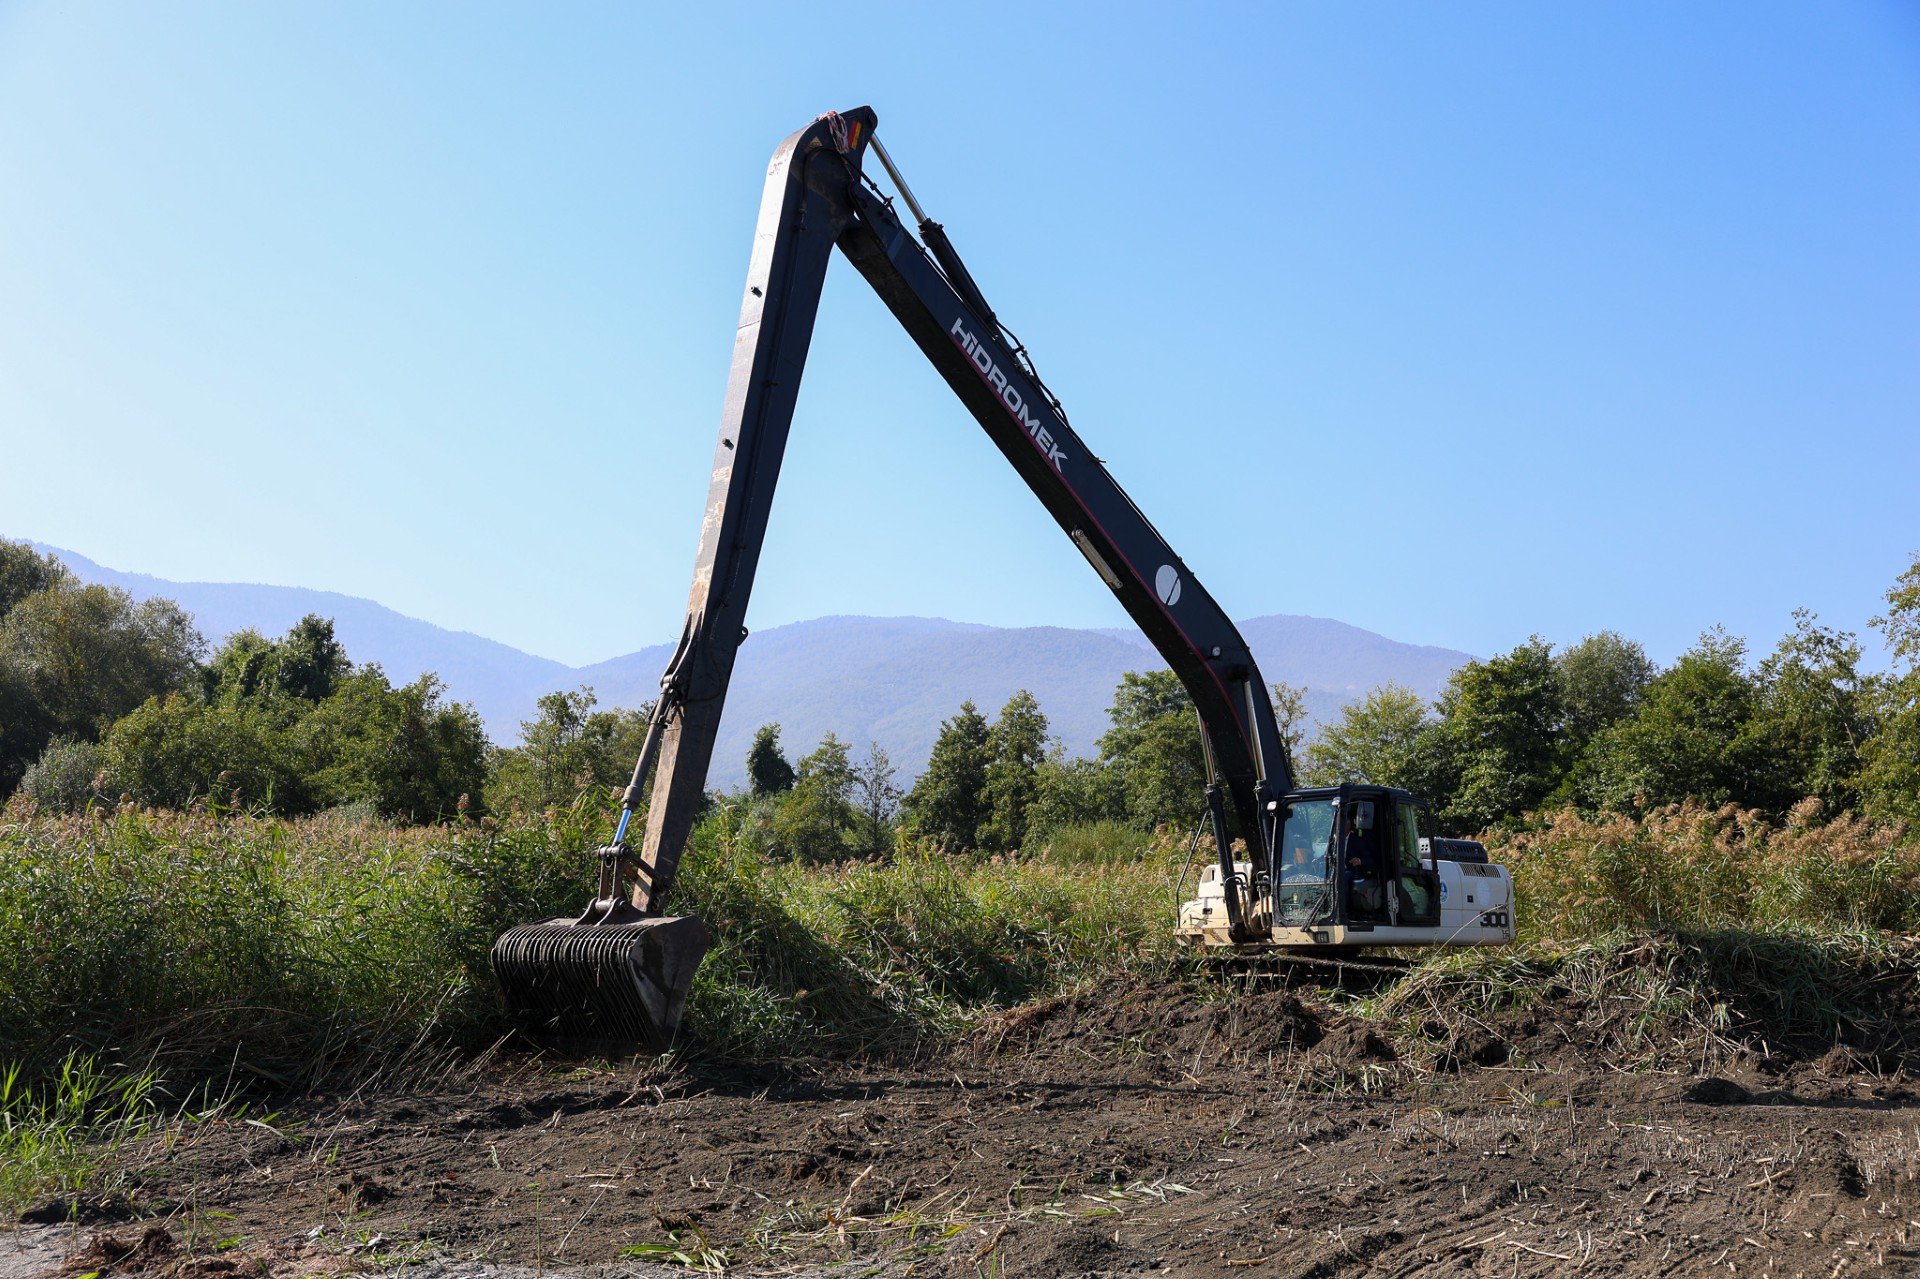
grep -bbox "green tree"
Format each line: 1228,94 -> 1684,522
1428,638 -> 1565,832
1860,555 -> 1920,826
1578,628 -> 1776,813
103,623 -> 490,821
18,736 -> 109,813
771,732 -> 857,861
205,616 -> 351,708
1098,671 -> 1205,831
1026,750 -> 1124,837
270,614 -> 350,702
1300,683 -> 1432,789
102,694 -> 292,811
489,687 -> 651,813
1102,669 -> 1191,746
746,723 -> 796,797
1753,611 -> 1871,815
1555,631 -> 1655,750
1874,554 -> 1920,667
491,688 -> 595,811
908,700 -> 991,850
0,579 -> 203,793
0,658 -> 36,796
979,691 -> 1049,852
1269,681 -> 1310,777
852,742 -> 902,855
1,585 -> 203,735
205,629 -> 277,706
303,669 -> 488,821
0,541 -> 70,619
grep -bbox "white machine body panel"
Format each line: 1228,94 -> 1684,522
1176,857 -> 1516,950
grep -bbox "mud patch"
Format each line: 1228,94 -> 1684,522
29,1225 -> 176,1279
970,977 -> 1323,1072
49,965 -> 1920,1279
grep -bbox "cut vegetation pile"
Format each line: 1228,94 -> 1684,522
972,928 -> 1920,1085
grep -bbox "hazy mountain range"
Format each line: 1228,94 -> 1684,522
34,543 -> 1473,789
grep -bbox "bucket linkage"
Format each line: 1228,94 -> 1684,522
490,699 -> 709,1054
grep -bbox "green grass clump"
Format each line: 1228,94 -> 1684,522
0,1055 -> 159,1217
670,808 -> 1180,1059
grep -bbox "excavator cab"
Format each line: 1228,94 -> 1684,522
1179,784 -> 1514,952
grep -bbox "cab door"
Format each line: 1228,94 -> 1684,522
1390,800 -> 1441,926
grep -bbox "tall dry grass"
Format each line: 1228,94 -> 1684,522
1489,798 -> 1920,939
0,794 -> 604,1085
0,794 -> 1184,1084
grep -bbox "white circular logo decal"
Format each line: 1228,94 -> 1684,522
1155,564 -> 1182,606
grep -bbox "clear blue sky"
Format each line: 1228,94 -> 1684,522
2,2 -> 1915,672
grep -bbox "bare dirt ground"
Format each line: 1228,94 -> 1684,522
14,968 -> 1920,1279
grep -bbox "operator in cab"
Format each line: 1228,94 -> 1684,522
1342,800 -> 1384,917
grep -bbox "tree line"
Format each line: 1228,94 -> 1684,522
2,543 -> 488,820
728,670 -> 1302,861
734,556 -> 1920,855
1304,566 -> 1919,834
5,537 -> 1916,843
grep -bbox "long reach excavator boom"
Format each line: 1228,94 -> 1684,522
491,107 -> 1511,1053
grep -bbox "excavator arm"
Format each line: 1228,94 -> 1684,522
633,107 -> 1291,936
494,106 -> 1299,1051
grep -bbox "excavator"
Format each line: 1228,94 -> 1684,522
490,107 -> 1515,1052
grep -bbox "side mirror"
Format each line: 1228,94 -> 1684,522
1352,800 -> 1374,832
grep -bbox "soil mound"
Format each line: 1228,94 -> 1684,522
968,976 -> 1323,1073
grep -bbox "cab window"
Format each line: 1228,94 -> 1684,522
1394,801 -> 1423,875
1273,798 -> 1338,924
1278,799 -> 1337,875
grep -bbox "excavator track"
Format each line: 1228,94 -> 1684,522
1213,951 -> 1422,991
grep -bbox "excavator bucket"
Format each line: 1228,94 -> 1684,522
490,913 -> 710,1054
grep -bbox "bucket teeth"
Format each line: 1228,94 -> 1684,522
490,915 -> 710,1054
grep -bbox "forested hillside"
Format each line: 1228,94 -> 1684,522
30,542 -> 1472,784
